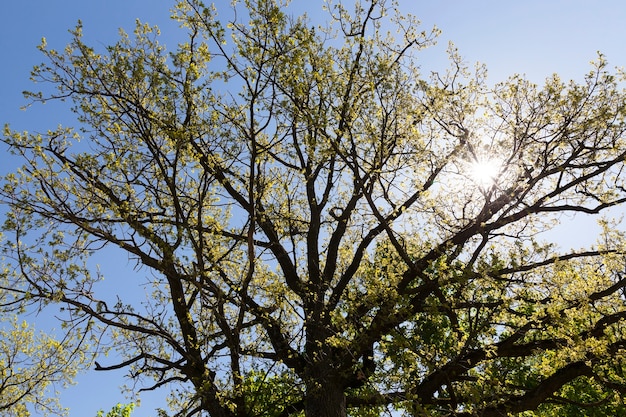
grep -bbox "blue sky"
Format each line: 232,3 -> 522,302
2,1 -> 626,416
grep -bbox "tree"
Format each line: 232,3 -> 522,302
96,403 -> 135,417
0,314 -> 86,417
521,375 -> 626,416
2,0 -> 626,416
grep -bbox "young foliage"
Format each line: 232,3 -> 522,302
3,1 -> 626,416
0,315 -> 86,417
96,403 -> 135,417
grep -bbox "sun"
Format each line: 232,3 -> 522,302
468,157 -> 502,187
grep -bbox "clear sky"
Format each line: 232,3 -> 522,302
2,1 -> 626,417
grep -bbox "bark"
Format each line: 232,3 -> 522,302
304,375 -> 348,417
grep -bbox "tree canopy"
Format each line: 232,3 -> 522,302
3,1 -> 626,416
0,315 -> 85,417
96,403 -> 135,417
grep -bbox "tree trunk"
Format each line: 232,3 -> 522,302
304,376 -> 347,417
304,312 -> 348,417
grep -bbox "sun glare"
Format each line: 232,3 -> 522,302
469,158 -> 502,187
